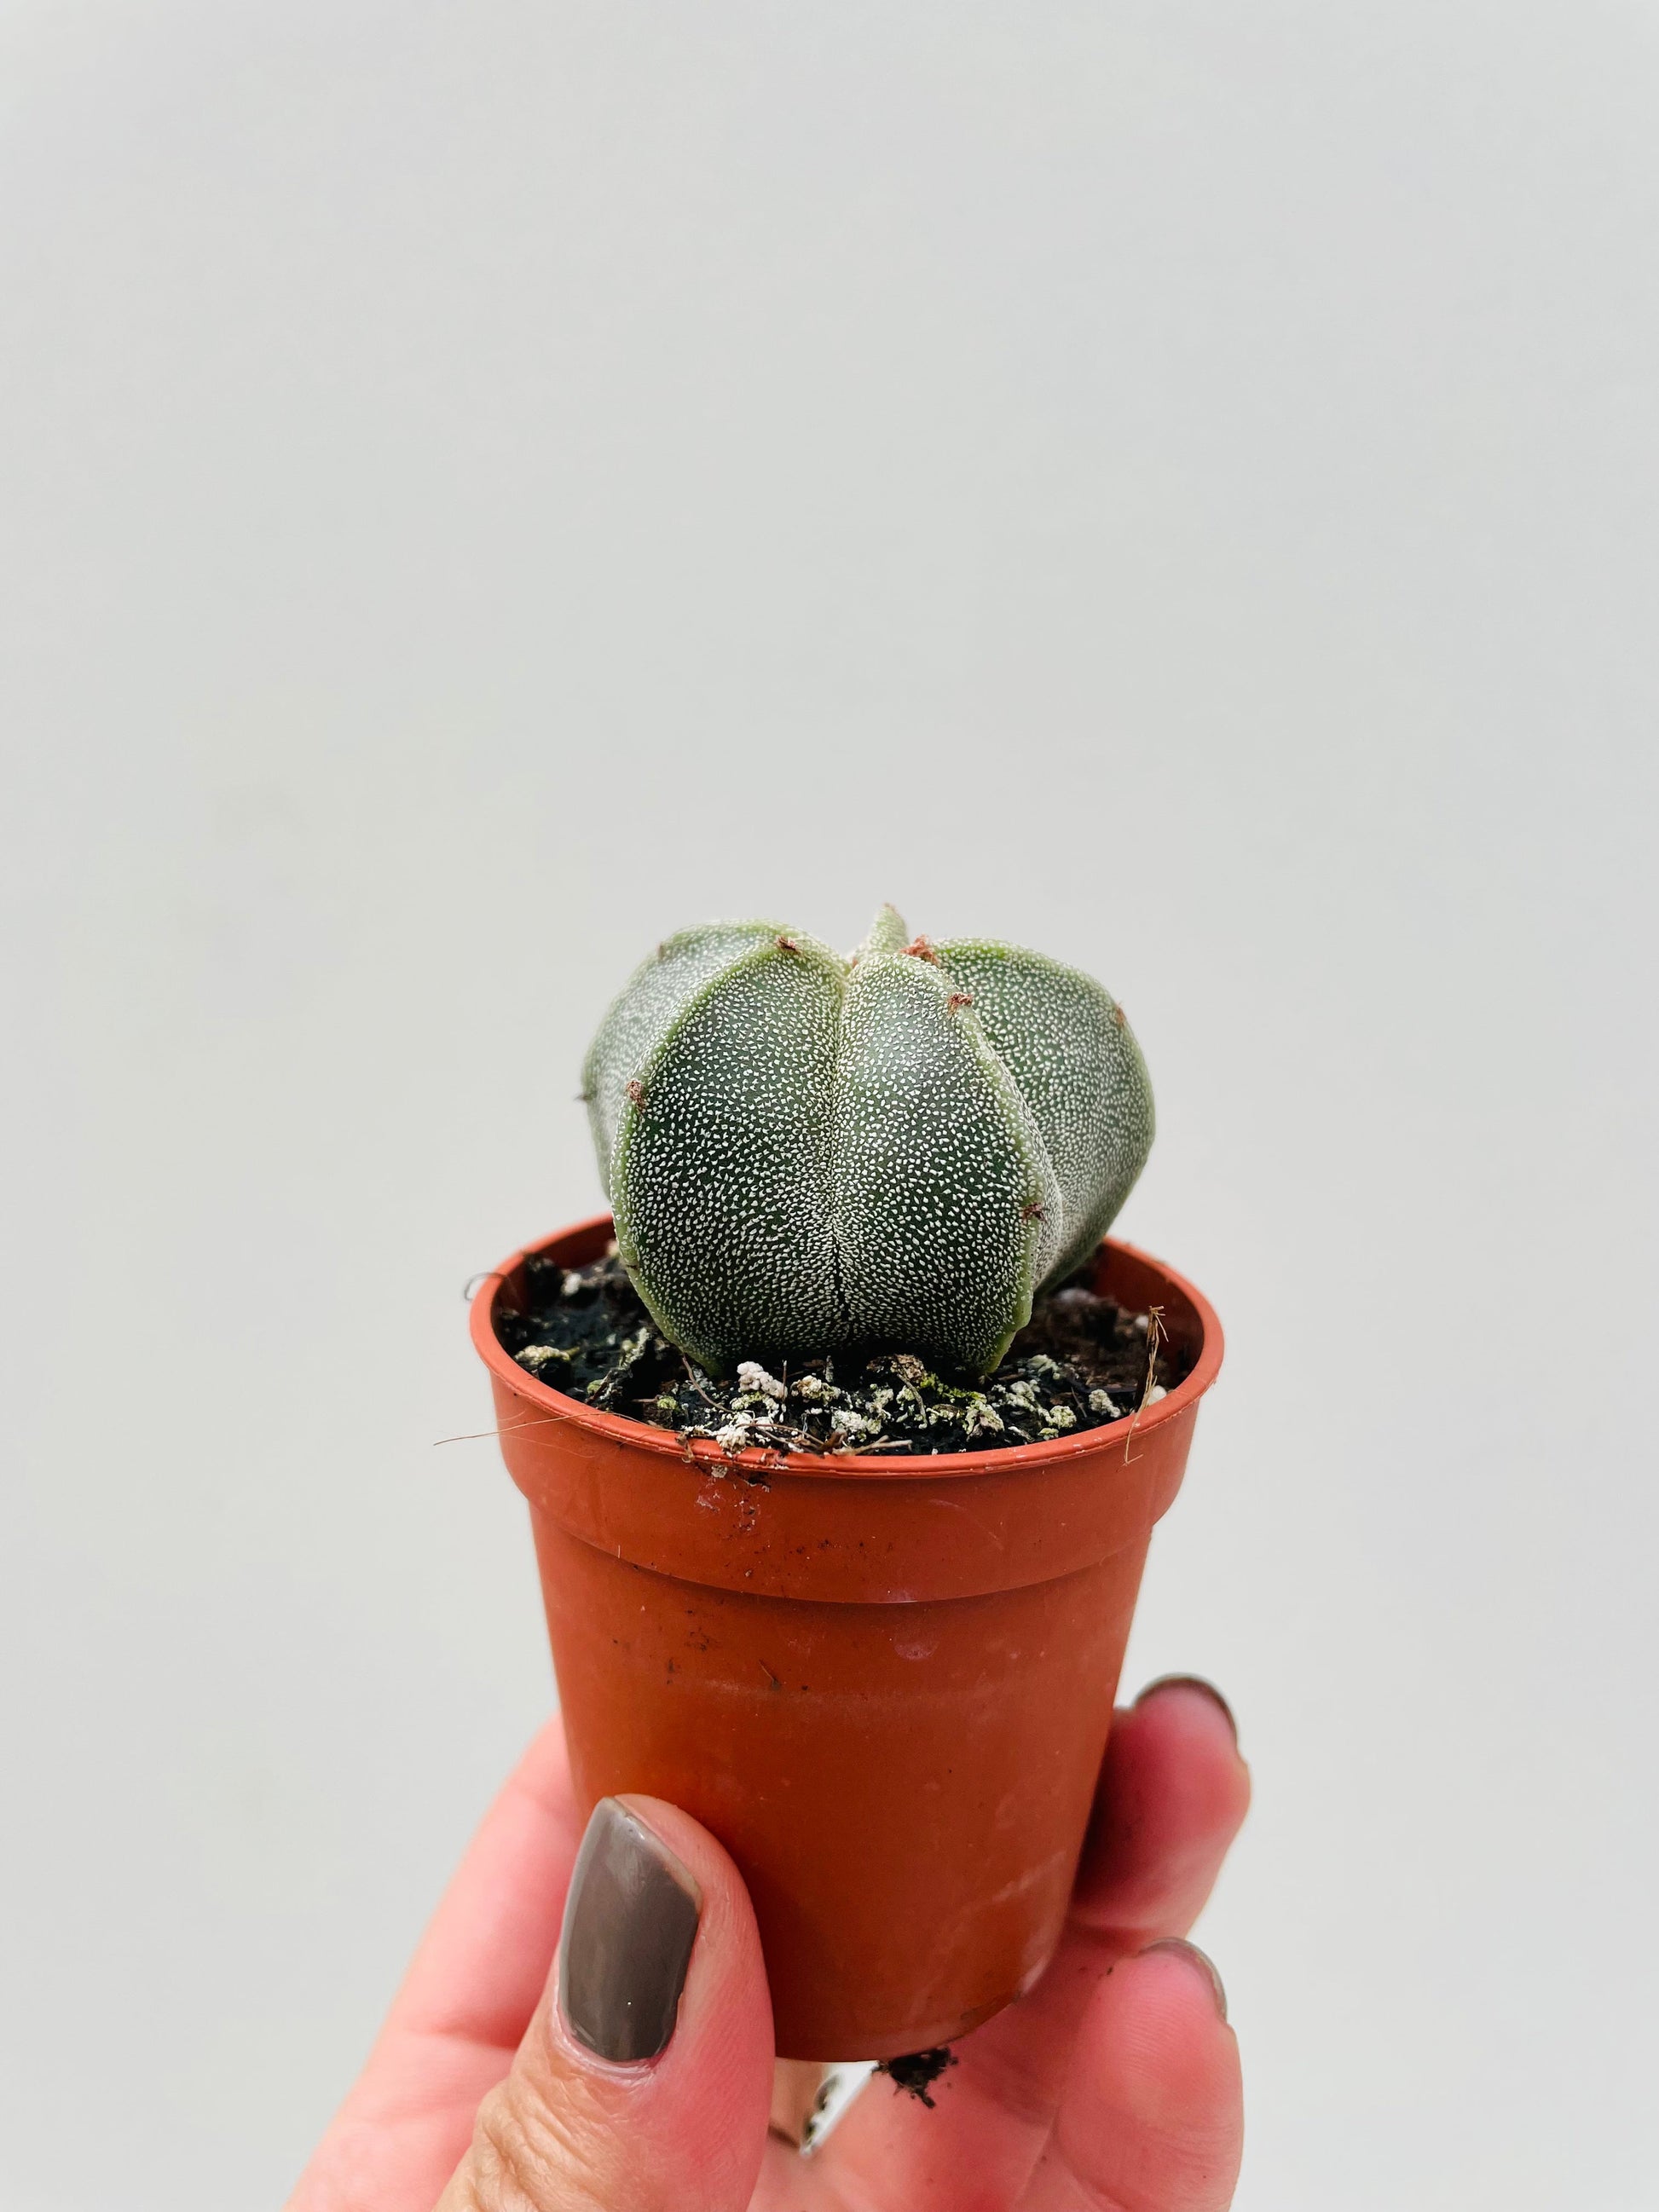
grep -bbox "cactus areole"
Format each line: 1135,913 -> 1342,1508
582,907 -> 1154,1379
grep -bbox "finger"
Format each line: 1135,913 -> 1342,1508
385,1718 -> 584,2050
792,1678 -> 1246,2212
1071,1677 -> 1251,1943
1016,1941 -> 1243,2211
437,1794 -> 774,2212
286,1718 -> 585,2212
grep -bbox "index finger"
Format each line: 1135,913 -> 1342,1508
286,1716 -> 584,2212
386,1716 -> 585,2051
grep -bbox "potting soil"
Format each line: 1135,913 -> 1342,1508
494,1250 -> 1190,1459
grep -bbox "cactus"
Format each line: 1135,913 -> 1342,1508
582,907 -> 1153,1377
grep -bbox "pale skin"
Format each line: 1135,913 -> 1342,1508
288,1678 -> 1251,2212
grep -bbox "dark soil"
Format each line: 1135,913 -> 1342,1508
876,2047 -> 959,2106
494,1247 -> 1191,1458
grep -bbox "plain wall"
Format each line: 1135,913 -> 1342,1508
3,4 -> 1656,2206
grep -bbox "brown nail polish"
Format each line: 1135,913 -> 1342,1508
558,1799 -> 702,2063
1135,1673 -> 1238,1744
1138,1938 -> 1228,2022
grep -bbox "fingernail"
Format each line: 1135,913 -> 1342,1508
558,1799 -> 702,2063
1135,1674 -> 1238,1745
1138,1938 -> 1228,2022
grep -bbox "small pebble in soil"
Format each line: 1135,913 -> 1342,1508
494,1250 -> 1190,1458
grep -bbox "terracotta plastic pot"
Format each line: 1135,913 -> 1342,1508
471,1216 -> 1223,2061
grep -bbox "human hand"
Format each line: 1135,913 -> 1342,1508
287,1676 -> 1249,2210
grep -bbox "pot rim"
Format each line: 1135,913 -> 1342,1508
470,1213 -> 1223,1483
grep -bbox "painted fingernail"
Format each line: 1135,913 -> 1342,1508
1135,1674 -> 1238,1744
558,1799 -> 702,2063
1138,1938 -> 1228,2022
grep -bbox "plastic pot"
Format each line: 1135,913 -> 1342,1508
471,1216 -> 1223,2061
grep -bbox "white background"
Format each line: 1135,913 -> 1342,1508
3,5 -> 1656,2206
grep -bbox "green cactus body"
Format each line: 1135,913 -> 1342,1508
582,908 -> 1153,1377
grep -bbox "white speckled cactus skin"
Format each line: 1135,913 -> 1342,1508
581,907 -> 1153,1377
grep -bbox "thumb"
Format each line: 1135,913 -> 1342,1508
436,1795 -> 774,2212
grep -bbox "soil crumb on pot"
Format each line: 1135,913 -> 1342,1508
876,2047 -> 959,2106
494,1250 -> 1192,1458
